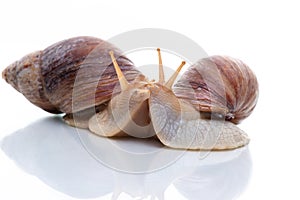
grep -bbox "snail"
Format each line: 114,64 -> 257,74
2,36 -> 259,150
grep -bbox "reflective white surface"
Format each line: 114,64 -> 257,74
1,117 -> 251,200
1,0 -> 300,199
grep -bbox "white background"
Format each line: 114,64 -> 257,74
1,0 -> 300,199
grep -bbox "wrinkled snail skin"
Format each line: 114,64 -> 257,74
2,36 -> 144,115
89,81 -> 155,138
149,85 -> 250,150
173,56 -> 259,124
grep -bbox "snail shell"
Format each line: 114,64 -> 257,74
2,36 -> 143,114
173,56 -> 259,124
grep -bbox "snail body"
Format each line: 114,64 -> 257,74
2,37 -> 259,150
88,50 -> 253,150
149,84 -> 249,150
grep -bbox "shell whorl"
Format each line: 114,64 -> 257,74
2,50 -> 60,113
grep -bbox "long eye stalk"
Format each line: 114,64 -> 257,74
165,61 -> 186,89
157,48 -> 165,84
109,51 -> 129,91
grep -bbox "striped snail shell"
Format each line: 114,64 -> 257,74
173,56 -> 259,124
2,36 -> 143,114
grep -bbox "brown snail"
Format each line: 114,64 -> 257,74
2,36 -> 259,150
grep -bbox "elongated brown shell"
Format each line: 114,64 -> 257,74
2,36 -> 143,114
173,56 -> 258,124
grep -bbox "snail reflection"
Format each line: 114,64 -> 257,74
1,117 -> 251,200
2,36 -> 259,150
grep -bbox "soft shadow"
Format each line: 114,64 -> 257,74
1,117 -> 252,199
1,117 -> 113,198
